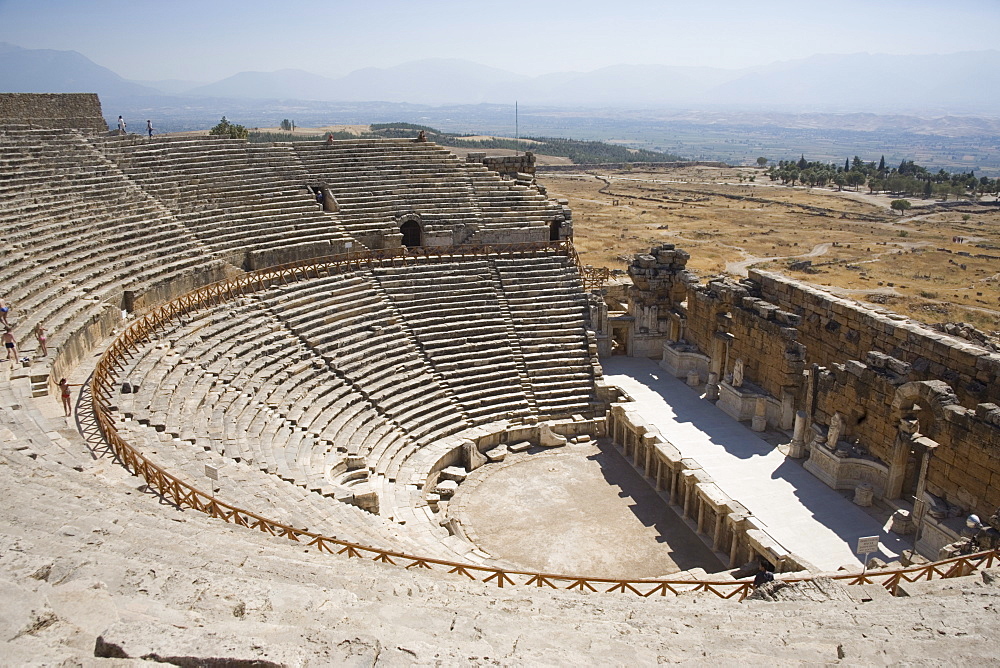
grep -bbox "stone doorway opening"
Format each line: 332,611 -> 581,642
549,219 -> 562,241
611,325 -> 629,355
400,219 -> 422,248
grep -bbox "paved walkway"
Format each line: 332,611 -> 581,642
603,356 -> 910,571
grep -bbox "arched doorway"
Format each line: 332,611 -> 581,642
400,219 -> 422,248
888,381 -> 954,501
549,219 -> 562,241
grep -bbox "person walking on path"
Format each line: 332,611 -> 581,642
34,324 -> 48,357
58,378 -> 73,417
146,120 -> 154,137
0,298 -> 9,327
118,115 -> 127,134
2,328 -> 16,362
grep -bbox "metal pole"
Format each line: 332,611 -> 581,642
515,101 -> 519,156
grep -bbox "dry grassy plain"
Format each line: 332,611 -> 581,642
542,165 -> 1000,332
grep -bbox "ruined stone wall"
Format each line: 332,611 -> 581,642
0,93 -> 107,133
727,305 -> 805,400
812,357 -> 1000,518
750,269 -> 1000,407
682,288 -> 718,357
678,278 -> 804,401
468,152 -> 536,176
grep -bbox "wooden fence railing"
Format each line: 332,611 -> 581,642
89,243 -> 996,600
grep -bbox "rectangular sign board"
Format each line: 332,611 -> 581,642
856,535 -> 879,555
204,464 -> 219,481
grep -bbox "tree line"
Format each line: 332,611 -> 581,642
763,155 -> 998,201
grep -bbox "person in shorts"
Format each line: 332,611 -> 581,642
2,328 -> 16,361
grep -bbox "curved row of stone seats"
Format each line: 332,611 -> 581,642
109,416 -> 477,563
258,272 -> 471,454
371,259 -> 536,423
291,140 -> 561,240
105,301 -> 483,563
90,135 -> 354,266
0,128 -> 217,369
115,302 -> 388,491
493,255 -> 598,416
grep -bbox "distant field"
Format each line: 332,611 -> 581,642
544,166 -> 1000,332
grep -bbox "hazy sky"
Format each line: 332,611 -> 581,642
1,0 -> 998,82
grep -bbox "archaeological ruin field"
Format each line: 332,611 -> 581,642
546,165 -> 1000,333
1,94 -> 999,664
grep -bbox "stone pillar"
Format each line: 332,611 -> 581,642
887,418 -> 919,500
890,509 -> 915,535
670,470 -> 680,506
751,397 -> 768,432
705,371 -> 720,401
853,483 -> 874,507
696,498 -> 706,535
655,459 -> 663,491
728,529 -> 741,568
911,437 -> 937,541
788,410 -> 808,458
712,511 -> 726,551
686,370 -> 700,386
682,479 -> 693,519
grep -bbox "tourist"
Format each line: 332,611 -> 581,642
58,378 -> 72,417
34,324 -> 47,357
118,115 -> 126,133
316,189 -> 325,207
0,298 -> 9,327
2,328 -> 16,362
325,133 -> 335,145
753,562 -> 774,588
146,120 -> 154,137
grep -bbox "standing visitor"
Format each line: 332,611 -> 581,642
2,328 -> 16,362
118,115 -> 127,133
0,298 -> 9,327
146,120 -> 154,137
34,324 -> 47,357
58,378 -> 72,417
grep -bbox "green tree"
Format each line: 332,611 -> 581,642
209,116 -> 249,140
844,158 -> 850,172
279,119 -> 292,131
832,173 -> 847,191
890,199 -> 912,215
846,171 -> 866,190
756,157 -> 768,167
878,155 -> 886,172
797,155 -> 808,170
922,179 -> 933,199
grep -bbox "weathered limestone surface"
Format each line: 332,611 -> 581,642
2,404 -> 999,665
613,244 -> 1000,552
0,93 -> 107,132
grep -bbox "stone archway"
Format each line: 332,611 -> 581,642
887,381 -> 957,501
400,218 -> 422,248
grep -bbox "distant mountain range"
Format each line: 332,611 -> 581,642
1,41 -> 999,115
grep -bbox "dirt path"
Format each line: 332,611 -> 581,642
725,242 -> 832,277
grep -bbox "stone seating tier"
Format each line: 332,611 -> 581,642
111,252 -> 597,555
291,140 -> 562,239
90,135 -> 353,259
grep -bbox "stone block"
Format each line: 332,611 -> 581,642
438,466 -> 468,483
508,440 -> 531,453
435,479 -> 459,497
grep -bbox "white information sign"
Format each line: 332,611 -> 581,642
204,464 -> 220,481
856,535 -> 879,555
